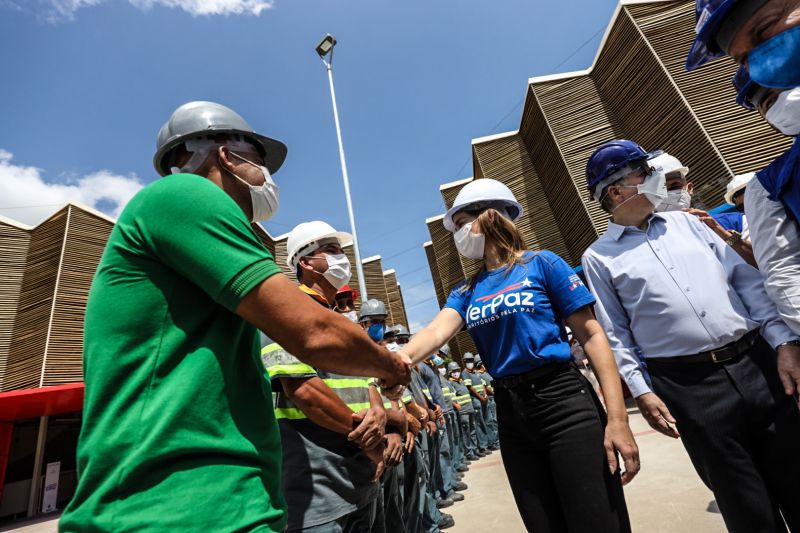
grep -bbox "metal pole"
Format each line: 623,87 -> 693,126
324,59 -> 368,301
27,416 -> 48,517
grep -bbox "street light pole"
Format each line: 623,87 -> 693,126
316,34 -> 368,301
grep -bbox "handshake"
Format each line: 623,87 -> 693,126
377,348 -> 413,400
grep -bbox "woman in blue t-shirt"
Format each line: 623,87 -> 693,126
401,179 -> 639,533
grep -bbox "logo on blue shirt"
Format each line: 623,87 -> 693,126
466,277 -> 536,327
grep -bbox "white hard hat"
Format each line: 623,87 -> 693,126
443,178 -> 523,232
725,172 -> 755,205
649,152 -> 688,179
286,221 -> 353,268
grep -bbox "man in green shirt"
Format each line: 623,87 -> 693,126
59,101 -> 410,532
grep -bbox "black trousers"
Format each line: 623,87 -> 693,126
648,336 -> 800,533
495,365 -> 631,533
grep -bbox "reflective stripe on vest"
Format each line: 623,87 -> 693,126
455,394 -> 471,407
274,376 -> 372,420
422,388 -> 432,401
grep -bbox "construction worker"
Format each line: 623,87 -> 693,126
447,361 -> 479,461
651,151 -> 757,266
461,352 -> 491,454
418,347 -> 468,506
260,221 -> 392,531
687,0 -> 800,338
432,354 -> 469,478
334,284 -> 359,322
59,102 -> 410,533
582,138 -> 800,532
398,178 -> 638,532
362,304 -> 454,531
474,355 -> 499,449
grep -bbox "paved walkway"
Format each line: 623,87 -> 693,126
3,404 -> 727,532
448,402 -> 726,532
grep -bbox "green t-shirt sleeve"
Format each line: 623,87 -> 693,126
134,174 -> 281,311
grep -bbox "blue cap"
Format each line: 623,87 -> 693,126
432,355 -> 445,366
586,140 -> 661,201
732,65 -> 758,110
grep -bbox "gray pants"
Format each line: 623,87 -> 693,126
459,412 -> 478,457
471,399 -> 490,450
297,497 -> 377,532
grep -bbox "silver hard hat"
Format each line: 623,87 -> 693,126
153,101 -> 287,177
474,355 -> 483,365
393,324 -> 410,337
446,361 -> 461,372
462,352 -> 474,361
358,299 -> 388,322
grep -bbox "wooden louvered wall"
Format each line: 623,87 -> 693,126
362,257 -> 391,320
41,207 -> 113,387
472,135 -> 573,262
0,221 -> 31,390
383,270 -> 409,329
525,77 -> 611,249
3,211 -> 68,391
628,2 -> 793,177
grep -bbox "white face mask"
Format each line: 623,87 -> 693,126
450,371 -> 460,379
226,152 -> 280,222
318,253 -> 352,291
438,367 -> 447,377
465,362 -> 474,370
656,189 -> 692,212
386,342 -> 399,352
343,310 -> 359,323
613,167 -> 668,212
453,222 -> 485,260
765,87 -> 800,136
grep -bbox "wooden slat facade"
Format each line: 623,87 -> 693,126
383,270 -> 409,329
0,205 -> 113,392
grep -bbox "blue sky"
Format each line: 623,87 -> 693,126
0,0 -> 617,330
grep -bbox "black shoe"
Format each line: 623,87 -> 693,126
489,444 -> 500,451
476,450 -> 487,457
450,492 -> 465,502
456,465 -> 469,473
437,498 -> 454,509
452,481 -> 468,491
439,513 -> 455,529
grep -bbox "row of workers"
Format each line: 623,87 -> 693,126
257,219 -> 502,531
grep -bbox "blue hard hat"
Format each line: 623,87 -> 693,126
685,0 -> 768,71
586,140 -> 661,201
732,65 -> 757,110
685,0 -> 736,71
432,355 -> 445,366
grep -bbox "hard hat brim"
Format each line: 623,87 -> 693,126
153,130 -> 288,177
443,198 -> 523,232
685,0 -> 736,72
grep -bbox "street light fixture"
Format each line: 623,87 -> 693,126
316,33 -> 369,301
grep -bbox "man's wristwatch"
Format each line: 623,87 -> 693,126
777,340 -> 800,349
725,230 -> 743,246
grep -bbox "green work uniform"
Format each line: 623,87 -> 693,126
60,174 -> 286,532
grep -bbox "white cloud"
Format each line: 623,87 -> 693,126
130,0 -> 273,16
0,150 -> 144,226
10,0 -> 274,21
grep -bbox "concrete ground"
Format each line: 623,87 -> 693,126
448,401 -> 726,532
3,403 -> 726,533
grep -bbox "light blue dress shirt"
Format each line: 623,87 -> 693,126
581,211 -> 796,397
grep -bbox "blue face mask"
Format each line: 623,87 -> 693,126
748,24 -> 800,89
367,323 -> 385,342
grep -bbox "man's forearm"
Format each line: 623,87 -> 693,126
237,274 -> 409,383
283,377 -> 354,434
386,407 -> 408,434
